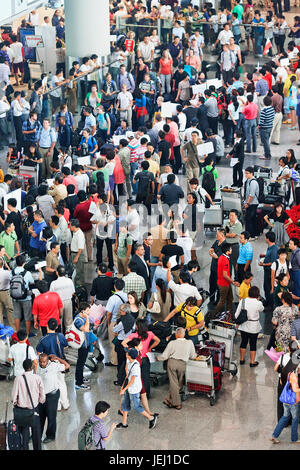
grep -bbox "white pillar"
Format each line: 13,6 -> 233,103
64,0 -> 110,58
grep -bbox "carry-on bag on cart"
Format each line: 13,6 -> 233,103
196,340 -> 226,369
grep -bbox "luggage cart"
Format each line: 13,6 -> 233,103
149,351 -> 168,387
186,354 -> 217,406
221,187 -> 243,220
208,320 -> 238,376
204,198 -> 223,230
0,334 -> 13,381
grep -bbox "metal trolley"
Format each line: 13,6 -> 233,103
0,334 -> 13,381
185,354 -> 217,406
208,320 -> 238,376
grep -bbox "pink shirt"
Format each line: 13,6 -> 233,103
242,102 -> 258,120
168,121 -> 180,147
128,331 -> 155,358
63,175 -> 78,193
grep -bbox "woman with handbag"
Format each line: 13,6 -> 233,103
274,341 -> 298,421
271,360 -> 300,443
148,278 -> 172,321
272,291 -> 298,351
235,286 -> 264,367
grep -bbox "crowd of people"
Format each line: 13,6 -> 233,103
1,0 -> 300,451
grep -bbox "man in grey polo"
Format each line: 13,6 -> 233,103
243,167 -> 259,241
36,118 -> 57,178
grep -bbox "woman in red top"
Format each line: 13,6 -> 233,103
113,154 -> 126,203
159,50 -> 173,96
185,49 -> 201,73
122,319 -> 160,398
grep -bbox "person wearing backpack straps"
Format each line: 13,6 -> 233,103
243,167 -> 259,241
78,401 -> 116,450
164,296 -> 205,346
36,118 -> 57,179
8,329 -> 38,376
12,254 -> 43,337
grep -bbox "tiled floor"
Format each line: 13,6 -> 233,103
1,47 -> 300,450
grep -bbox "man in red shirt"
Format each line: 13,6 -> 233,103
33,281 -> 63,336
163,123 -> 175,168
73,190 -> 93,261
62,167 -> 78,193
215,243 -> 239,319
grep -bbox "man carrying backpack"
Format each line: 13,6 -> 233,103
201,157 -> 218,207
78,401 -> 116,450
244,167 -> 260,241
12,254 -> 43,337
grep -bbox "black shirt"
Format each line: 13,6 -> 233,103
134,171 -> 154,197
90,275 -> 115,301
183,107 -> 198,128
158,140 -> 171,166
161,244 -> 184,271
6,211 -> 23,240
210,240 -> 226,272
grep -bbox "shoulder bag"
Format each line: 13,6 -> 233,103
13,375 -> 37,427
234,299 -> 248,325
279,373 -> 297,405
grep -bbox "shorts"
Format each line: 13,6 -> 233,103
13,62 -> 24,74
121,390 -> 145,414
109,174 -> 115,191
289,106 -> 296,111
13,300 -> 32,322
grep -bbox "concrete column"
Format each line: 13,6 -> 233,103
64,0 -> 110,58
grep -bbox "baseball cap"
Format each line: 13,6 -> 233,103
128,349 -> 139,359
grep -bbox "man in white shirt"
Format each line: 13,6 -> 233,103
8,329 -> 38,376
50,265 -> 75,329
169,272 -> 202,306
126,200 -> 140,245
37,353 -> 69,444
0,60 -> 10,88
117,84 -> 133,128
28,10 -> 40,26
176,225 -> 193,264
50,69 -> 69,115
74,164 -> 89,192
10,35 -> 24,86
137,36 -> 154,66
214,23 -> 234,50
70,219 -> 86,287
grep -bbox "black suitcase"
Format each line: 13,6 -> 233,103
7,420 -> 22,451
0,400 -> 8,450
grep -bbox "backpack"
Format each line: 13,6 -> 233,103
202,167 -> 215,195
10,270 -> 27,300
78,418 -> 103,450
65,321 -> 85,349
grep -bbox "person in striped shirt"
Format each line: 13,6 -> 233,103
128,134 -> 140,195
258,96 -> 275,160
236,231 -> 253,284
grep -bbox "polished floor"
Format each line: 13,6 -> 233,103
0,83 -> 300,450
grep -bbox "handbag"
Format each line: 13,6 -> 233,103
97,314 -> 108,340
234,299 -> 248,325
112,336 -> 119,346
13,375 -> 36,427
279,373 -> 297,405
148,293 -> 161,314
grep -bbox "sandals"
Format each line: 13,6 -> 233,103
174,405 -> 182,410
270,437 -> 280,444
250,362 -> 259,368
163,399 -> 173,408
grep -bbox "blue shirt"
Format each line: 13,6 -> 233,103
84,114 -> 96,132
106,292 -> 128,323
264,244 -> 278,265
74,314 -> 90,348
228,80 -> 244,95
36,332 -> 68,357
237,242 -> 253,264
151,266 -> 173,293
256,79 -> 269,97
22,119 -> 42,143
29,220 -> 47,251
252,17 -> 265,35
37,126 -> 57,148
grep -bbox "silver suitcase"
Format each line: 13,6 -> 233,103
204,199 -> 223,228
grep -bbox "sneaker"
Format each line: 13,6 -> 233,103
116,423 -> 128,429
105,362 -> 117,367
75,384 -> 91,391
43,437 -> 55,444
149,415 -> 158,429
282,119 -> 291,124
83,378 -> 91,384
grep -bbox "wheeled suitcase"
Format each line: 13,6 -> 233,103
7,420 -> 22,450
196,340 -> 226,369
204,199 -> 223,228
0,399 -> 8,450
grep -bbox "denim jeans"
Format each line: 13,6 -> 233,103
273,402 -> 300,442
130,161 -> 139,195
121,390 -> 145,414
254,33 -> 264,55
259,127 -> 272,159
160,74 -> 172,95
244,119 -> 257,152
150,255 -> 159,279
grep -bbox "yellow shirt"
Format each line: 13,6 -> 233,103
176,302 -> 204,336
239,281 -> 251,300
